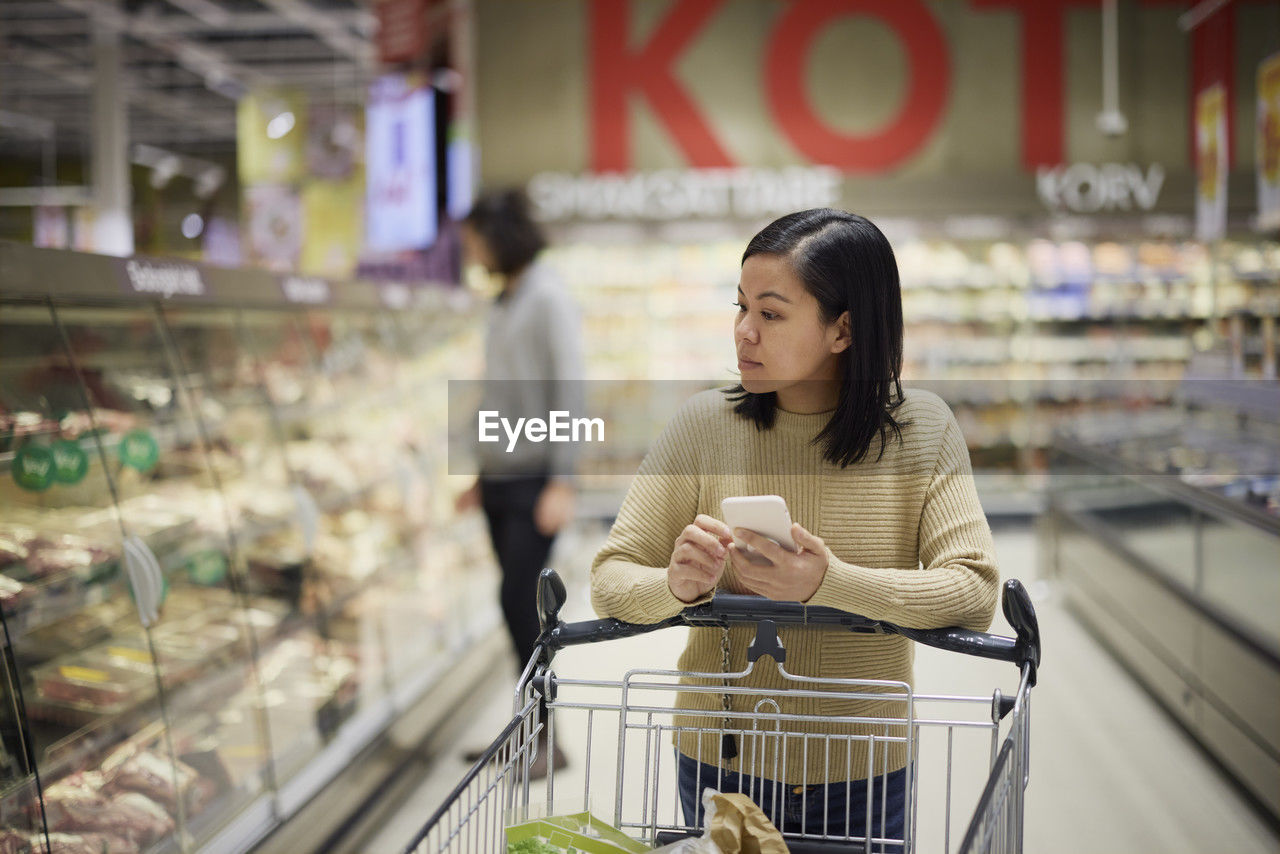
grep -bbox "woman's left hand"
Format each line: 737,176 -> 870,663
728,523 -> 829,602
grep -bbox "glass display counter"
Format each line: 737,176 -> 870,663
1042,381 -> 1280,820
0,243 -> 494,852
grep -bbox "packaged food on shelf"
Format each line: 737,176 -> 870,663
13,606 -> 127,665
101,749 -> 198,814
41,770 -> 174,846
44,831 -> 140,854
0,829 -> 34,854
84,637 -> 201,684
31,659 -> 154,717
109,792 -> 175,844
0,573 -> 27,609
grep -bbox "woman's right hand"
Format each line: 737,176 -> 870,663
668,514 -> 733,603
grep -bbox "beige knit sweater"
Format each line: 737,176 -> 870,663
590,387 -> 999,784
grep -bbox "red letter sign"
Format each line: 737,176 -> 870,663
972,0 -> 1101,169
764,0 -> 949,172
589,0 -> 733,172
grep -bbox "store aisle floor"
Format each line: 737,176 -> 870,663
367,523 -> 1280,854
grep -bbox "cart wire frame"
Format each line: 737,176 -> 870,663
407,571 -> 1039,854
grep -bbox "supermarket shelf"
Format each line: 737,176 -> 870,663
1,565 -> 120,648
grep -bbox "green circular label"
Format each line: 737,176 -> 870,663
186,550 -> 228,585
50,439 -> 89,485
12,445 -> 54,492
119,429 -> 160,473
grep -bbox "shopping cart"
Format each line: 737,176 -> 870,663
407,568 -> 1040,854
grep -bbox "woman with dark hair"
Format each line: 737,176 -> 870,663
457,188 -> 581,777
591,208 -> 999,843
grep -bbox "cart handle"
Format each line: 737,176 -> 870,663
536,569 -> 1039,684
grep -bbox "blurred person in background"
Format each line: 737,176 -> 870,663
455,188 -> 582,777
591,208 -> 999,843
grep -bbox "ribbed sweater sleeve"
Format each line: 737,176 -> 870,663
805,408 -> 999,631
590,404 -> 709,623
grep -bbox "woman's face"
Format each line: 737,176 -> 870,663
734,253 -> 850,413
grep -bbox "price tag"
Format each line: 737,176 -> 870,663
107,646 -> 153,664
119,429 -> 160,473
51,439 -> 89,485
59,665 -> 110,684
12,445 -> 54,491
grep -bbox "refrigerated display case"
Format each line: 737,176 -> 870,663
0,243 -> 497,852
1041,377 -> 1280,820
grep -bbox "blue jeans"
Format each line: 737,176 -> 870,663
677,752 -> 907,850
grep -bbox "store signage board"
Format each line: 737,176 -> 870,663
374,0 -> 428,65
366,73 -> 437,252
1036,163 -> 1165,214
528,167 -> 841,222
280,276 -> 333,305
1258,53 -> 1280,231
1195,84 -> 1228,241
117,258 -> 208,299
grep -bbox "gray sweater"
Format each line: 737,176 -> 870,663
477,259 -> 585,479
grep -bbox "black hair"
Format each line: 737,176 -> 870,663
463,188 -> 547,276
724,208 -> 907,467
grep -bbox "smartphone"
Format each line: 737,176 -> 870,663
720,495 -> 797,560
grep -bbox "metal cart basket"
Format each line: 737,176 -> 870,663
407,569 -> 1040,854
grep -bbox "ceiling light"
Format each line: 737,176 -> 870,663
194,168 -> 225,199
150,156 -> 181,189
266,111 -> 296,140
182,213 -> 205,239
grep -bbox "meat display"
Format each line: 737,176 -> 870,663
41,771 -> 110,832
103,750 -> 197,813
0,574 -> 29,609
33,661 -> 153,714
0,830 -> 32,854
44,831 -> 140,854
0,531 -> 31,569
109,793 -> 175,844
0,528 -> 117,585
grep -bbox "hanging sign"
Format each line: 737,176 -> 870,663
1258,53 -> 1280,230
1195,83 -> 1228,241
366,73 -> 437,252
118,258 -> 207,299
279,276 -> 332,305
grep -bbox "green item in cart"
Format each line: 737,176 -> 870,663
504,812 -> 649,854
508,839 -> 561,854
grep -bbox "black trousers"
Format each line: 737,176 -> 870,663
479,475 -> 556,678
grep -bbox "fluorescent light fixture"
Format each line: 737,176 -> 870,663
266,111 -> 295,139
150,156 -> 181,189
182,213 -> 205,239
